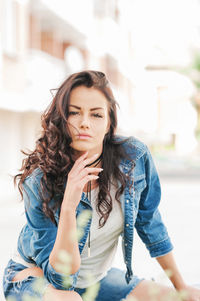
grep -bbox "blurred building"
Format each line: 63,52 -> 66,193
0,0 -> 135,200
0,0 -> 199,201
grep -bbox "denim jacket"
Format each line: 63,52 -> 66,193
17,135 -> 173,290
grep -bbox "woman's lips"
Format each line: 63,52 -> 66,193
77,134 -> 92,139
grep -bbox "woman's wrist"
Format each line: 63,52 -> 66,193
174,281 -> 188,291
61,201 -> 76,214
170,274 -> 187,291
156,252 -> 187,291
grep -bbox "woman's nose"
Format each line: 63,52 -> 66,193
79,115 -> 90,128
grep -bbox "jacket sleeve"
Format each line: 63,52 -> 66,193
21,175 -> 78,290
134,146 -> 173,257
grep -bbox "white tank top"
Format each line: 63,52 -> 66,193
76,184 -> 124,288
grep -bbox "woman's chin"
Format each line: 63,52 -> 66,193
70,141 -> 92,152
70,142 -> 103,157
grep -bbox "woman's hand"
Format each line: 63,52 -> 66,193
62,151 -> 103,212
183,285 -> 200,301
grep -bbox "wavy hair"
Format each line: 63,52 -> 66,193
14,70 -> 135,227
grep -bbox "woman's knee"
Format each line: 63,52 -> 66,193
70,291 -> 83,301
12,266 -> 44,282
43,285 -> 83,301
128,280 -> 179,301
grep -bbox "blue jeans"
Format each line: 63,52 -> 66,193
3,259 -> 144,301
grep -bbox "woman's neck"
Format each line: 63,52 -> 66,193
71,149 -> 103,168
85,153 -> 103,168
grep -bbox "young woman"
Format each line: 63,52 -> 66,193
3,71 -> 200,301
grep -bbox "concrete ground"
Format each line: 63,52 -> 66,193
1,170 -> 200,299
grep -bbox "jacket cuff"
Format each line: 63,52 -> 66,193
146,237 -> 174,258
45,261 -> 78,290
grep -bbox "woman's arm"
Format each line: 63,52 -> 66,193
156,252 -> 200,300
132,144 -> 200,300
49,206 -> 81,274
156,251 -> 187,290
20,152 -> 102,290
134,146 -> 173,257
49,152 -> 102,274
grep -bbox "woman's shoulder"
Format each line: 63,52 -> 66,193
23,167 -> 43,189
21,168 -> 45,208
113,134 -> 148,161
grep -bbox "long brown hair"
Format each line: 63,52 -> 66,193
14,70 -> 135,226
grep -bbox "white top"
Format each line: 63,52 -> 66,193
76,184 -> 124,288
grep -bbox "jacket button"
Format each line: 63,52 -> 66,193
79,243 -> 83,246
125,243 -> 128,246
126,200 -> 129,203
126,224 -> 129,227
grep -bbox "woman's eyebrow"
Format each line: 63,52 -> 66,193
69,105 -> 104,111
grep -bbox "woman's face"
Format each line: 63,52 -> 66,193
67,85 -> 110,157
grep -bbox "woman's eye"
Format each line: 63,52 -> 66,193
92,113 -> 103,118
68,111 -> 79,116
68,112 -> 103,118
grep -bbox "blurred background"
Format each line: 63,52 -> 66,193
0,0 -> 200,298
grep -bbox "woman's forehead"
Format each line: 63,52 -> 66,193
69,86 -> 108,109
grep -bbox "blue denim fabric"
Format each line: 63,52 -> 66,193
3,259 -> 49,300
3,260 -> 143,301
74,268 -> 144,301
4,135 -> 173,293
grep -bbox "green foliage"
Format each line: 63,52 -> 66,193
124,295 -> 138,301
76,209 -> 92,241
82,276 -> 100,301
22,295 -> 40,301
55,249 -> 73,288
32,277 -> 48,294
192,53 -> 200,72
181,52 -> 200,92
6,297 -> 16,301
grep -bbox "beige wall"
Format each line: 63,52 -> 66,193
0,109 -> 41,201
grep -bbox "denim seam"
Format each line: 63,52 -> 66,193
146,236 -> 170,247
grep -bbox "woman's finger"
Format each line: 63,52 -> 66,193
71,153 -> 100,176
69,151 -> 89,176
79,153 -> 100,167
72,151 -> 88,167
77,167 -> 103,180
77,175 -> 99,190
